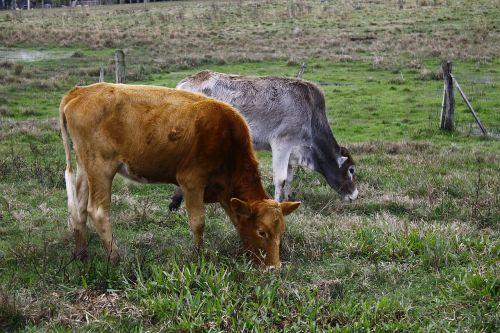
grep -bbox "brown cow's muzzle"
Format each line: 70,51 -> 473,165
263,242 -> 281,268
245,244 -> 281,269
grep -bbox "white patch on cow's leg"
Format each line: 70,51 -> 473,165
87,168 -> 120,264
181,185 -> 205,249
73,164 -> 89,260
90,206 -> 119,263
65,169 -> 77,229
284,163 -> 295,200
271,143 -> 293,202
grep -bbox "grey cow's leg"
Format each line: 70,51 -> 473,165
169,186 -> 184,211
284,163 -> 295,201
271,142 -> 292,202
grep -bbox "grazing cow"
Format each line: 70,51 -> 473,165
170,70 -> 357,210
60,83 -> 300,267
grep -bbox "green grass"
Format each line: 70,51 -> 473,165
1,58 -> 498,331
1,1 -> 499,331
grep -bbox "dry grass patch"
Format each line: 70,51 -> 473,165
2,288 -> 143,329
0,118 -> 59,140
1,1 -> 499,65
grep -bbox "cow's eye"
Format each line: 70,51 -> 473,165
257,230 -> 268,239
349,167 -> 355,175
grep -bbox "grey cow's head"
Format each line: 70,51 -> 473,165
328,146 -> 358,202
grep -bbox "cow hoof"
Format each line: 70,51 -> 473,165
169,200 -> 181,212
74,248 -> 88,262
108,251 -> 121,265
264,265 -> 281,272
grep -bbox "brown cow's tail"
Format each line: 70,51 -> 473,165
60,96 -> 78,229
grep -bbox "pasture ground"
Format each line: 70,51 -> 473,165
0,1 -> 499,331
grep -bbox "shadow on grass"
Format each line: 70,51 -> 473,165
297,191 -> 412,218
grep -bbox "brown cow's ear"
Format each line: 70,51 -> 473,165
230,198 -> 253,218
280,201 -> 301,216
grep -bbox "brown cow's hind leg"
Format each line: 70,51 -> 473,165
86,165 -> 120,264
73,164 -> 89,260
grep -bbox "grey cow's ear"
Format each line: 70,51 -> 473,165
230,198 -> 253,218
337,156 -> 348,168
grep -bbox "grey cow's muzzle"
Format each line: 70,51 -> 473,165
343,188 -> 359,202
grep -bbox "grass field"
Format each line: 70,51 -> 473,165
0,1 -> 499,331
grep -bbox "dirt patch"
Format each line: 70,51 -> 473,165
15,288 -> 144,328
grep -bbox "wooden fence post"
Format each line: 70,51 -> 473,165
115,50 -> 126,84
440,61 -> 454,131
99,66 -> 105,82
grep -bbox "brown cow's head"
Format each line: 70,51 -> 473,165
230,198 -> 300,268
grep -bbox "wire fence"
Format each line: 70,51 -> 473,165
447,73 -> 499,137
1,48 -> 498,138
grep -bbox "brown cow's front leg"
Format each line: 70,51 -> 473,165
180,185 -> 205,249
86,165 -> 120,264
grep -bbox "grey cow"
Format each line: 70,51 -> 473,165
169,70 -> 358,210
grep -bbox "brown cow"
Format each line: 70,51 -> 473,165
60,83 -> 300,267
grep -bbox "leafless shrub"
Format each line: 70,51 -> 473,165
372,55 -> 384,67
0,285 -> 25,331
20,107 -> 39,117
419,67 -> 443,81
13,64 -> 23,76
467,159 -> 499,229
408,58 -> 423,69
0,74 -> 20,85
0,105 -> 12,117
389,75 -> 405,85
32,77 -> 62,90
468,15 -> 490,43
0,61 -> 14,69
316,279 -> 344,301
175,6 -> 186,20
71,51 -> 84,58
